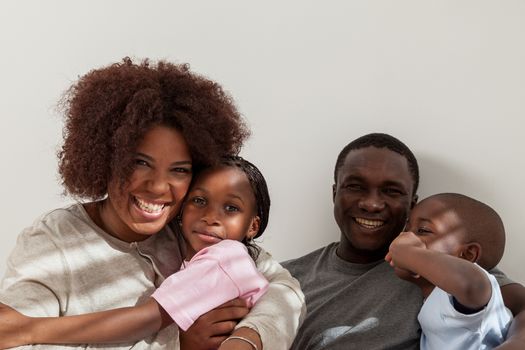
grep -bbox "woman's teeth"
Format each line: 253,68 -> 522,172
134,197 -> 165,213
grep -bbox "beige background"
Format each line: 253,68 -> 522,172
0,0 -> 524,284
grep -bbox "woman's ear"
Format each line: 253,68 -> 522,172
247,216 -> 261,240
458,242 -> 482,263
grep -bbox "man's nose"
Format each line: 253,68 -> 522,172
358,191 -> 385,212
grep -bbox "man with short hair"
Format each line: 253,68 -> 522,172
283,133 -> 525,350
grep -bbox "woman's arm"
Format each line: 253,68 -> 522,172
233,248 -> 306,350
0,299 -> 170,347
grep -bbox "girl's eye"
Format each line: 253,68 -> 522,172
191,197 -> 206,206
225,205 -> 239,212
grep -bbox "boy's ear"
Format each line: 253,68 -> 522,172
332,184 -> 337,202
458,242 -> 482,263
247,216 -> 261,240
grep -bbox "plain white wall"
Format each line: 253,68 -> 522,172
1,0 -> 523,285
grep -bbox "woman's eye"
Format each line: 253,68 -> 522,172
172,167 -> 191,174
134,159 -> 149,167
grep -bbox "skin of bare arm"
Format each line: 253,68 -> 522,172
494,284 -> 525,349
218,327 -> 262,350
0,299 -> 169,347
386,231 -> 492,309
0,298 -> 255,349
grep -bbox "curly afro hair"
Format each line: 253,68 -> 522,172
58,57 -> 250,200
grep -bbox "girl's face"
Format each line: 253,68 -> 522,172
102,125 -> 193,242
181,166 -> 260,259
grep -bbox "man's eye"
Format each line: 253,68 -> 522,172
345,184 -> 362,191
384,188 -> 402,195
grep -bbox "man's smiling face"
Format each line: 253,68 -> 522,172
333,146 -> 416,263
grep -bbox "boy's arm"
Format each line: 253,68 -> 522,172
387,231 -> 492,309
0,299 -> 169,346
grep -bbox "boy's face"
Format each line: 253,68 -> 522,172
405,197 -> 467,256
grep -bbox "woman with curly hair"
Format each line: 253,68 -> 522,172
0,58 -> 304,350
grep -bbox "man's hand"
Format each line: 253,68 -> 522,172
179,299 -> 249,350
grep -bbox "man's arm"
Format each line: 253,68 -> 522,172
387,231 -> 491,309
495,283 -> 525,349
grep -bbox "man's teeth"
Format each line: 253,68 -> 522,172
355,217 -> 384,228
134,198 -> 165,213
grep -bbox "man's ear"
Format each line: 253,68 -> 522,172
458,242 -> 482,263
332,184 -> 337,203
247,216 -> 261,240
410,194 -> 419,209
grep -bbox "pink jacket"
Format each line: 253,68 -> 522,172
151,239 -> 269,331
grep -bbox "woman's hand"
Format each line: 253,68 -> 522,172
218,327 -> 262,350
0,303 -> 32,349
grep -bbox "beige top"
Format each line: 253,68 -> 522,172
0,204 -> 305,349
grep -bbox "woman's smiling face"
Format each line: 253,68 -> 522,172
101,125 -> 193,242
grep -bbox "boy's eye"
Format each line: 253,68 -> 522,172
225,205 -> 239,212
416,227 -> 432,235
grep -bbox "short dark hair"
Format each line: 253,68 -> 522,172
334,133 -> 419,194
426,193 -> 505,270
58,57 -> 249,200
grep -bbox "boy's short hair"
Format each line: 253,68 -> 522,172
429,193 -> 505,270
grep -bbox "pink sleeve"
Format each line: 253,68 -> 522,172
151,240 -> 269,331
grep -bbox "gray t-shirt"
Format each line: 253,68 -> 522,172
282,242 -> 514,350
